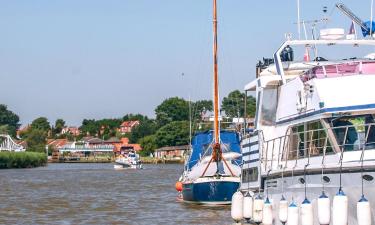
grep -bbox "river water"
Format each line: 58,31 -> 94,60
0,163 -> 235,225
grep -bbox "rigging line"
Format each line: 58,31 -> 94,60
371,0 -> 374,38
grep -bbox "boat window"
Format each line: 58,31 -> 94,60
327,114 -> 375,151
242,167 -> 258,183
259,86 -> 278,126
287,120 -> 333,160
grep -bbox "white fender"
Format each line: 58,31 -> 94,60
278,196 -> 288,223
301,198 -> 313,225
231,191 -> 244,222
262,197 -> 273,225
287,202 -> 299,225
357,195 -> 371,225
243,192 -> 253,221
317,192 -> 330,225
332,189 -> 348,225
253,195 -> 264,223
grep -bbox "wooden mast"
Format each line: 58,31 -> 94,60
201,0 -> 235,177
213,0 -> 219,145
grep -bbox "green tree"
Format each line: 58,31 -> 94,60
30,117 -> 51,132
122,114 -> 148,122
129,119 -> 157,143
155,97 -> 189,127
192,100 -> 213,121
80,119 -> 99,136
26,129 -> 47,152
221,90 -> 256,118
155,121 -> 189,147
0,104 -> 20,136
139,135 -> 157,157
54,119 -> 65,134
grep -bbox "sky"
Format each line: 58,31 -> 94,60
0,0 -> 372,126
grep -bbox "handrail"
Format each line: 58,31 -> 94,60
261,122 -> 375,171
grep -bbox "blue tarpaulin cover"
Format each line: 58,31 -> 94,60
187,130 -> 241,170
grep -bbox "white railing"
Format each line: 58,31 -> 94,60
260,123 -> 375,173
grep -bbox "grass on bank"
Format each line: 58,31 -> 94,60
0,151 -> 47,169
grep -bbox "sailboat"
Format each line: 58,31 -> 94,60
176,0 -> 242,205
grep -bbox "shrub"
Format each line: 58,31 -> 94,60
0,152 -> 47,169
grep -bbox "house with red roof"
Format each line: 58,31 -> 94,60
119,120 -> 140,134
61,127 -> 80,136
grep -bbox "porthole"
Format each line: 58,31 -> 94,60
363,174 -> 374,181
322,176 -> 330,183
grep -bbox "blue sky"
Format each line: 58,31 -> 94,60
0,0 -> 372,126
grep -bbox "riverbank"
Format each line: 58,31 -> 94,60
0,152 -> 47,169
50,156 -> 183,164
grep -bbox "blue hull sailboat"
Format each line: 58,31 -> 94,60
181,131 -> 242,204
178,0 -> 241,204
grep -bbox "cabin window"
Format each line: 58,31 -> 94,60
287,120 -> 333,160
327,114 -> 375,151
260,87 -> 278,125
242,167 -> 258,183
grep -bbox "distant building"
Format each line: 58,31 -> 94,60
119,120 -> 140,134
61,127 -> 80,136
47,139 -> 68,149
154,145 -> 190,160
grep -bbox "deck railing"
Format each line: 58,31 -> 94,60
259,123 -> 375,172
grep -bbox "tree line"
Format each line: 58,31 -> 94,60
0,90 -> 256,156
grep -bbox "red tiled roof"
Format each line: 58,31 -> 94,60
120,120 -> 139,128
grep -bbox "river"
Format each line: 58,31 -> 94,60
0,163 -> 235,225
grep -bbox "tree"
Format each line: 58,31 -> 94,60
155,97 -> 189,127
221,90 -> 256,118
129,119 -> 157,143
0,104 -> 20,136
30,117 -> 51,133
155,121 -> 189,147
54,119 -> 66,134
139,135 -> 157,157
80,119 -> 99,136
26,129 -> 47,152
122,114 -> 148,122
192,100 -> 213,121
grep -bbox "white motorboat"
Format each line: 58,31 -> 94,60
114,150 -> 142,169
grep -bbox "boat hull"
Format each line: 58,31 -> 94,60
242,170 -> 375,225
182,177 -> 239,205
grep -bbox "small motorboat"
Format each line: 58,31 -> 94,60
114,150 -> 142,169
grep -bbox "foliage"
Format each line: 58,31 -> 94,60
155,121 -> 189,147
0,104 -> 20,136
26,129 -> 47,152
192,100 -> 213,121
79,118 -> 122,139
129,119 -> 157,143
122,114 -> 149,122
54,119 -> 66,134
30,117 -> 51,132
221,90 -> 256,118
138,135 -> 157,157
0,152 -> 47,169
155,97 -> 189,127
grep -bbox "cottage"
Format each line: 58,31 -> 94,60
119,120 -> 140,134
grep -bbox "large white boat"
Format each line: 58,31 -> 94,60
232,4 -> 375,224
